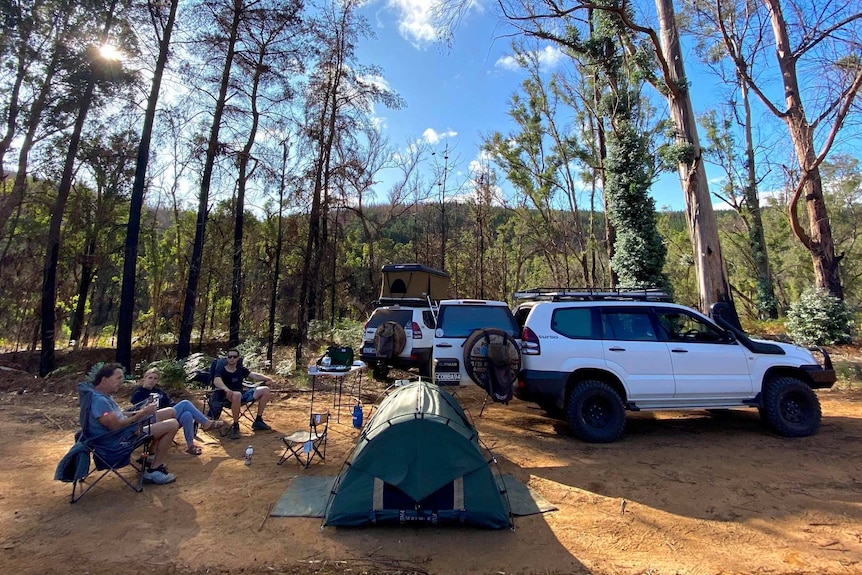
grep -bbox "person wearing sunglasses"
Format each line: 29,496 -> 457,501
212,349 -> 274,439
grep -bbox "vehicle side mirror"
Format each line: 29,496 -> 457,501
724,331 -> 736,343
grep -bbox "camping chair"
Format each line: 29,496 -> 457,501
55,382 -> 154,504
277,412 -> 330,468
202,358 -> 259,432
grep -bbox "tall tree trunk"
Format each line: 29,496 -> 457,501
40,3 -> 118,376
69,236 -> 97,348
655,0 -> 739,325
267,141 -> 288,364
762,0 -> 844,299
230,55 -> 264,347
739,76 -> 777,318
177,1 -> 242,359
116,0 -> 179,371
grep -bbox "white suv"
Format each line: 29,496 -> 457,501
432,299 -> 521,401
360,304 -> 436,379
514,290 -> 836,443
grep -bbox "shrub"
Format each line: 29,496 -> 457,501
785,288 -> 854,346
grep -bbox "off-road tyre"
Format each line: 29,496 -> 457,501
462,328 -> 521,401
761,376 -> 821,437
566,379 -> 626,443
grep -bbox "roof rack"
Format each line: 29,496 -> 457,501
512,287 -> 673,302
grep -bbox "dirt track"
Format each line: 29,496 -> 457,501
0,369 -> 860,575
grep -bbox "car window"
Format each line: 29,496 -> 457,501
513,305 -> 533,330
601,309 -> 658,342
438,305 -> 519,338
656,309 -> 726,343
422,310 -> 436,329
366,309 -> 412,328
551,307 -> 597,339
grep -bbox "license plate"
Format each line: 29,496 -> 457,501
435,372 -> 461,381
362,347 -> 375,355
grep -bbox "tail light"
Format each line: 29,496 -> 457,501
521,326 -> 540,355
411,321 -> 422,339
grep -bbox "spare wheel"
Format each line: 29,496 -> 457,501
374,321 -> 406,359
462,328 -> 521,403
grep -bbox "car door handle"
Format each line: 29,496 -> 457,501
608,347 -> 626,352
671,348 -> 689,353
436,343 -> 453,348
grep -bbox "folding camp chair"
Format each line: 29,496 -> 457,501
277,412 -> 330,468
202,358 -> 258,432
55,382 -> 153,504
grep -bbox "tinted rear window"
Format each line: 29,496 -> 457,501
437,305 -> 518,338
551,307 -> 596,339
366,309 -> 413,328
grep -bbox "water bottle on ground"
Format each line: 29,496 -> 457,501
244,445 -> 253,465
352,402 -> 363,429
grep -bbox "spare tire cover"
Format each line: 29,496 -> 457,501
374,321 -> 406,359
463,328 -> 521,403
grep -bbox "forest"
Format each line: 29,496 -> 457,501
0,0 -> 860,376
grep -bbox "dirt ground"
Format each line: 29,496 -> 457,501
0,349 -> 861,575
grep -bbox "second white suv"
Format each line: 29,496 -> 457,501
514,290 -> 836,443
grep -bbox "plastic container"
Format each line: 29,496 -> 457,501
244,445 -> 254,465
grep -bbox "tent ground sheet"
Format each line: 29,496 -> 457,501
270,474 -> 557,518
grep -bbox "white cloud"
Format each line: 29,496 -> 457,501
495,45 -> 565,72
385,0 -> 483,47
422,127 -> 457,144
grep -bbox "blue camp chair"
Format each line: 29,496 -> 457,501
55,382 -> 153,503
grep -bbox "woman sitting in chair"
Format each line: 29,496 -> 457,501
91,364 -> 180,485
131,367 -> 227,455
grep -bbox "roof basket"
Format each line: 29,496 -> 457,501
512,287 -> 673,302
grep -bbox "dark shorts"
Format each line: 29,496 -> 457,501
241,388 -> 256,404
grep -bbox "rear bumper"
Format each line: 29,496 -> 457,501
514,369 -> 568,404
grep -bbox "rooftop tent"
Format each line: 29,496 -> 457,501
379,263 -> 450,301
323,380 -> 512,529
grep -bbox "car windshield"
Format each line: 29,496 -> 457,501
438,305 -> 518,338
366,309 -> 412,329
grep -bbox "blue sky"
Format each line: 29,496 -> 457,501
355,0 -> 719,211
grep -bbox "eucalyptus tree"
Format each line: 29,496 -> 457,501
223,0 -> 304,348
483,0 -> 739,321
339,130 -> 430,305
177,0 -> 251,359
39,0 -> 139,376
484,45 -> 594,288
687,0 -> 862,299
0,0 -> 77,243
68,127 -> 137,349
116,0 -> 180,372
295,0 -> 403,359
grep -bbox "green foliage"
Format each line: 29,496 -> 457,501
785,289 -> 855,346
146,358 -> 190,394
234,339 -> 268,372
658,142 -> 696,167
306,318 -> 364,348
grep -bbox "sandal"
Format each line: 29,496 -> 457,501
185,445 -> 203,456
203,420 -> 227,432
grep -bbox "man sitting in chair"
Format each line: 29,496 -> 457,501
91,364 -> 180,485
213,349 -> 274,439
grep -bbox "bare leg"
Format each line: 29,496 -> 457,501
254,386 -> 271,418
148,419 -> 179,469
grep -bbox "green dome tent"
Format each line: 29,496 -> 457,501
323,380 -> 512,529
